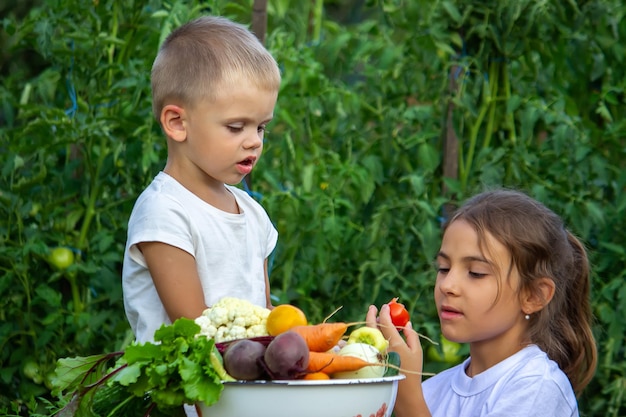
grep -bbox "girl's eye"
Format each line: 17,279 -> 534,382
436,266 -> 449,274
469,271 -> 488,278
257,125 -> 267,133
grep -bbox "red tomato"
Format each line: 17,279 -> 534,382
388,297 -> 410,327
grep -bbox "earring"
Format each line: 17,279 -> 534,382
524,314 -> 530,320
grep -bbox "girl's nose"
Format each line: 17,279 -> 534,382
437,271 -> 459,295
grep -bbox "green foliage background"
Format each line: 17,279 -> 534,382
1,0 -> 625,415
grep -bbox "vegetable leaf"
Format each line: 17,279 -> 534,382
51,352 -> 123,396
154,317 -> 201,342
52,317 -> 225,415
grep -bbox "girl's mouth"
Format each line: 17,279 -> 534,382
440,305 -> 463,320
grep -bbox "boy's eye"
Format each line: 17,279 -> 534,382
227,125 -> 244,132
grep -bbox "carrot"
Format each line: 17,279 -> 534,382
289,323 -> 349,352
302,371 -> 331,380
306,351 -> 380,375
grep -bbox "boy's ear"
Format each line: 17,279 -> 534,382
522,277 -> 556,315
160,104 -> 187,142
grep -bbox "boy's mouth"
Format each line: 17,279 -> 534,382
236,156 -> 256,175
238,156 -> 256,166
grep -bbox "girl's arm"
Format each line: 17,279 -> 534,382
139,241 -> 208,321
366,304 -> 432,417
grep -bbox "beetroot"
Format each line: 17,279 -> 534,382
215,336 -> 274,355
262,331 -> 310,380
223,339 -> 267,380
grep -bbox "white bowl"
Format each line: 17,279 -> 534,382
198,375 -> 405,417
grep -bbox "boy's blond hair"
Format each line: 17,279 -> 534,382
151,15 -> 281,121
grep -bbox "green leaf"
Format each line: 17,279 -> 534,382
417,143 -> 440,174
154,318 -> 200,343
124,342 -> 164,365
113,362 -> 142,386
441,1 -> 462,25
52,354 -> 117,395
180,357 -> 222,405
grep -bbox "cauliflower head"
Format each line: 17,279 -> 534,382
194,297 -> 270,342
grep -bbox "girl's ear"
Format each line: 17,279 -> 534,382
522,277 -> 556,315
160,104 -> 187,142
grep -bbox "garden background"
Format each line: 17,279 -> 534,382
1,0 -> 625,415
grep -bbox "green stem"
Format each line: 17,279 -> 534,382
105,393 -> 136,417
78,6 -> 119,250
68,273 -> 83,315
0,330 -> 37,354
107,3 -> 119,88
462,63 -> 497,191
312,0 -> 323,43
77,138 -> 105,250
483,62 -> 499,150
502,62 -> 516,144
455,65 -> 467,181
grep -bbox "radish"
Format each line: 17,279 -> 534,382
332,342 -> 385,379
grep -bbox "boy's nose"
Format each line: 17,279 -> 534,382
244,130 -> 263,149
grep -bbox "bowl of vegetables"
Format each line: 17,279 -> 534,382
198,374 -> 405,417
199,324 -> 406,417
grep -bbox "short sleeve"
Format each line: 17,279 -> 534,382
126,192 -> 195,267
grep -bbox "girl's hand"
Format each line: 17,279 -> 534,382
367,304 -> 424,376
367,304 -> 430,417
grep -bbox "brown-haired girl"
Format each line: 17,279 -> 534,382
367,189 -> 597,417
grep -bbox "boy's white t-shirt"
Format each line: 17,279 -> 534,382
423,344 -> 578,417
122,171 -> 278,343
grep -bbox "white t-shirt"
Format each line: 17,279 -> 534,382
122,172 -> 278,343
423,345 -> 578,417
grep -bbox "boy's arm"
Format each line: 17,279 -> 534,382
264,258 -> 273,309
138,241 -> 208,321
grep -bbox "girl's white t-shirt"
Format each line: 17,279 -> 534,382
423,344 -> 578,417
122,172 -> 278,343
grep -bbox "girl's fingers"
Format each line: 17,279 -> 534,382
365,305 -> 379,327
376,304 -> 405,346
402,321 -> 422,353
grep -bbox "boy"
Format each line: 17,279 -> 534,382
122,15 -> 281,344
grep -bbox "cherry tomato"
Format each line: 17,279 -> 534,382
388,297 -> 410,327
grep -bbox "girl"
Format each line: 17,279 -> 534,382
367,189 -> 597,417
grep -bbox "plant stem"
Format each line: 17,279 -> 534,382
77,4 -> 120,251
107,3 -> 119,88
462,64 -> 496,191
68,273 -> 83,315
502,61 -> 516,144
483,61 -> 499,150
312,0 -> 323,43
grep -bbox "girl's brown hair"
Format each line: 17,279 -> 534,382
447,189 -> 597,395
150,15 -> 281,120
